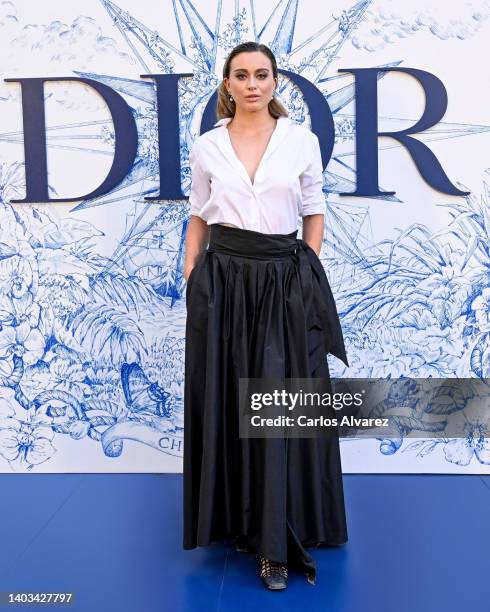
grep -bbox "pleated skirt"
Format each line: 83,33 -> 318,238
183,223 -> 350,583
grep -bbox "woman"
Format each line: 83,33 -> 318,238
183,41 -> 349,591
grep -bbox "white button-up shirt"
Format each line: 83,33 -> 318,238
187,115 -> 326,234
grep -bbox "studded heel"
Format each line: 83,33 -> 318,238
258,555 -> 288,590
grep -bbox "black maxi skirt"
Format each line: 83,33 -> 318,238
183,223 -> 350,583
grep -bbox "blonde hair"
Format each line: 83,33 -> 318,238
216,41 -> 288,120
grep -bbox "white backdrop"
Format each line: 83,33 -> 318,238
0,0 -> 489,473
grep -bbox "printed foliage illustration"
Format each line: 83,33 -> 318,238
0,0 -> 489,471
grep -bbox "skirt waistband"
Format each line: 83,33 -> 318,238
205,223 -> 349,368
207,223 -> 299,259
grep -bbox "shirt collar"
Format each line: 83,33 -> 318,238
213,117 -> 232,127
213,116 -> 291,188
213,115 -> 289,129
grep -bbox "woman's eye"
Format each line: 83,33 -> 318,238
236,74 -> 267,79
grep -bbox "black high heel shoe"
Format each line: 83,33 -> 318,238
258,555 -> 288,590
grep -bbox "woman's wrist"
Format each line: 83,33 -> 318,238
184,255 -> 200,282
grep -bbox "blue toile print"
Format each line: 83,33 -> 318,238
0,0 -> 489,471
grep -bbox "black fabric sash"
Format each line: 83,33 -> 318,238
206,224 -> 349,368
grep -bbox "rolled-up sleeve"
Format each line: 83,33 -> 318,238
299,132 -> 326,217
188,140 -> 211,216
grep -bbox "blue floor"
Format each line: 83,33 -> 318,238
0,474 -> 489,611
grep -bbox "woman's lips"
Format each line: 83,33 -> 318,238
246,96 -> 260,100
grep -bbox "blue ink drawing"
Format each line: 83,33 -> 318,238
0,1 -> 489,470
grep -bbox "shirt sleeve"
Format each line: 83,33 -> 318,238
188,140 -> 211,216
299,132 -> 326,217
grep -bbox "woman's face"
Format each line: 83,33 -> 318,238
224,51 -> 277,113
